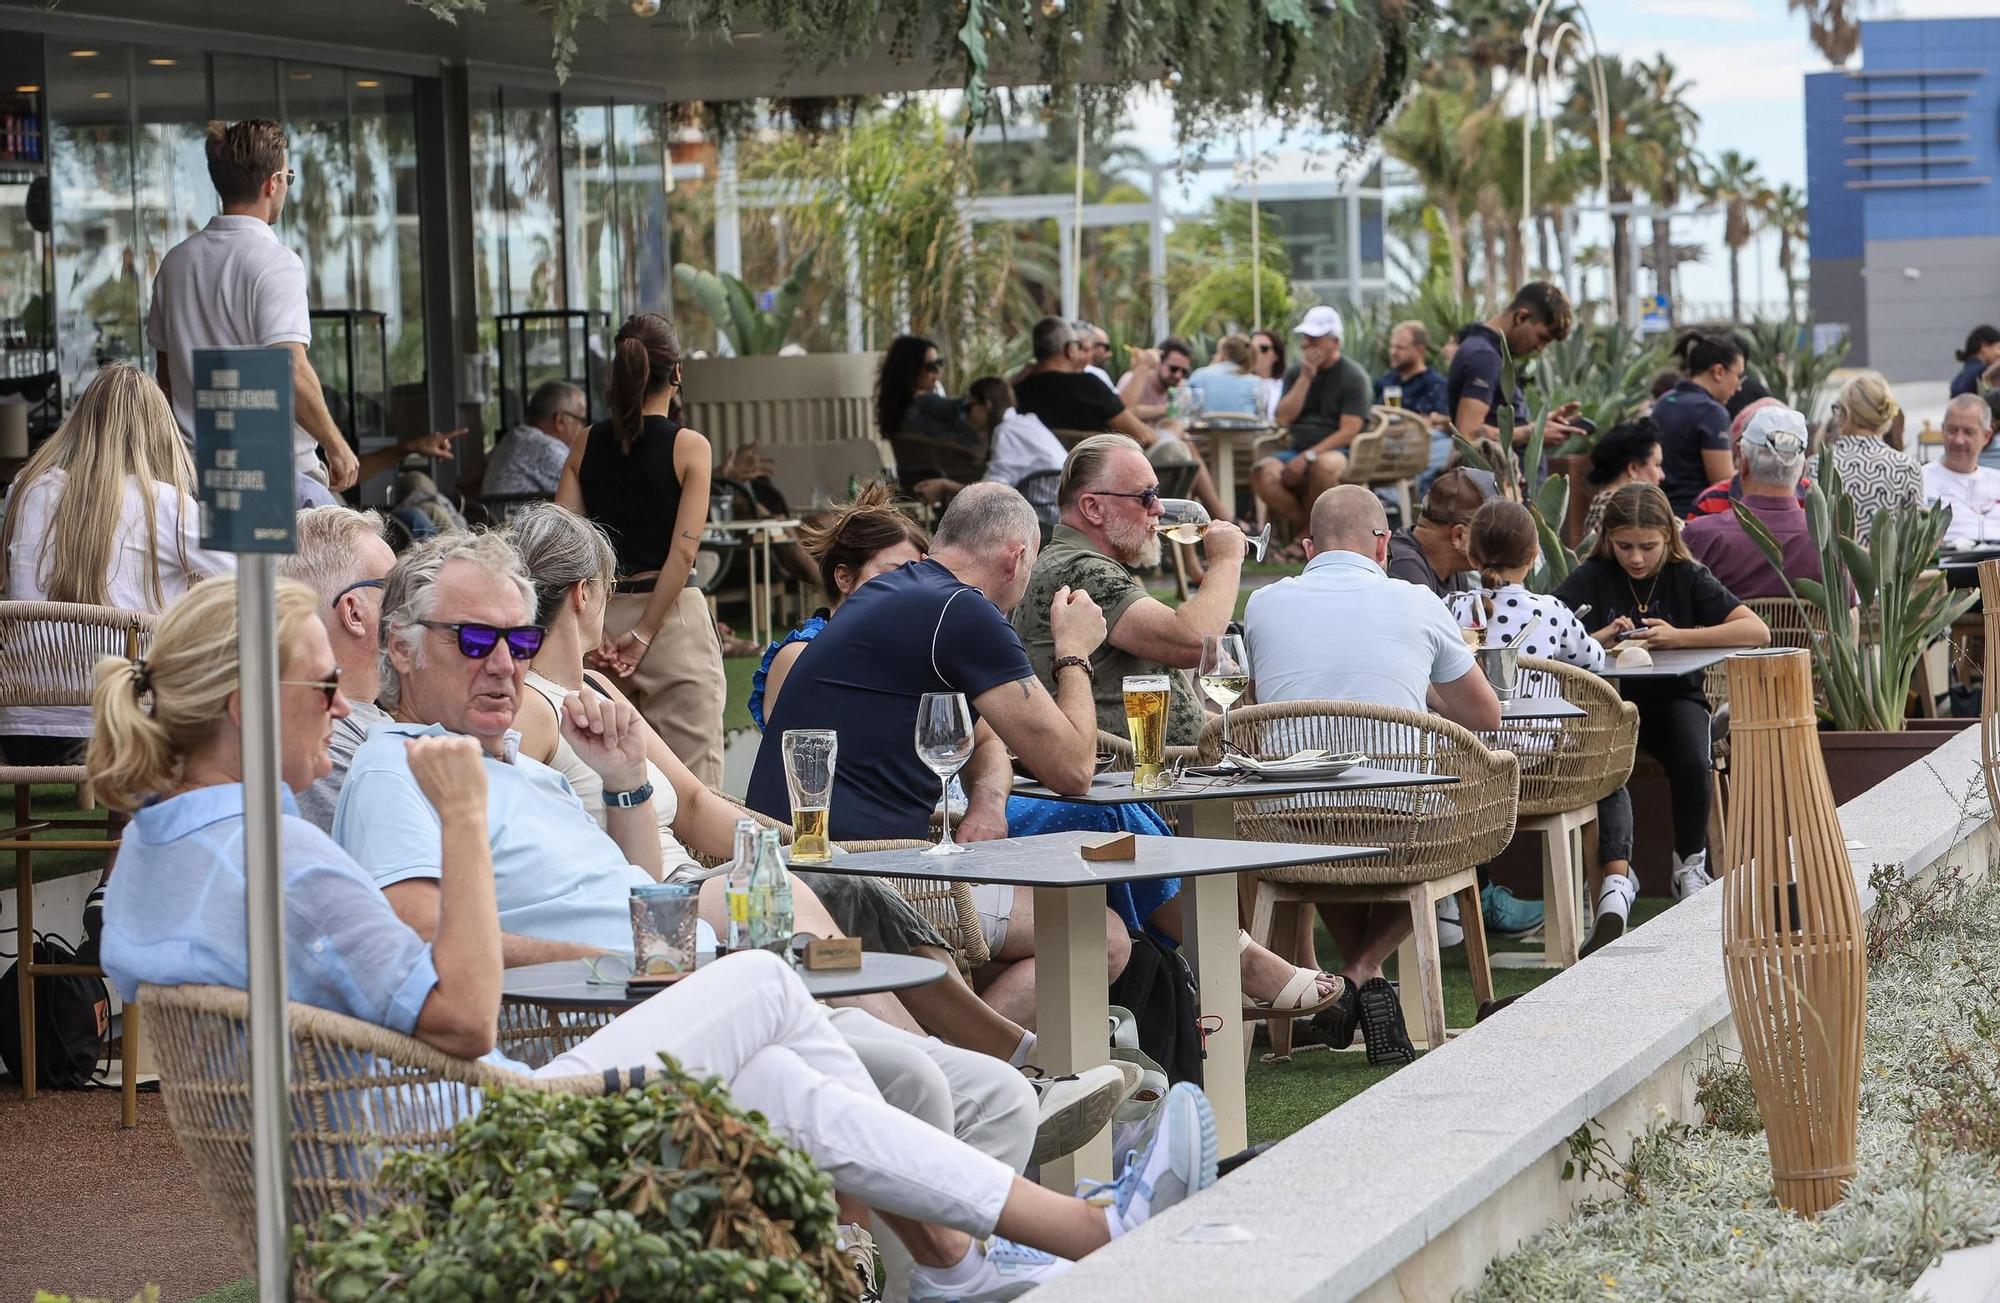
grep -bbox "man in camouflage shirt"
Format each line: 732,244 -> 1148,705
1010,434 -> 1245,748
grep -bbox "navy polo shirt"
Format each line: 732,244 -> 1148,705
1445,323 -> 1529,433
1651,380 -> 1732,517
745,559 -> 1034,841
1374,365 -> 1449,417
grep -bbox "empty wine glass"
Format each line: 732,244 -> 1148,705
1198,633 -> 1250,762
914,691 -> 975,856
1155,497 -> 1274,563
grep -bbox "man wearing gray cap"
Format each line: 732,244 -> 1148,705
1684,406 -> 1821,599
1248,305 -> 1374,540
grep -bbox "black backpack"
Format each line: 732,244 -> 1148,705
0,934 -> 110,1089
1107,929 -> 1204,1088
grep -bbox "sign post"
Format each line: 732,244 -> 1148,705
193,347 -> 298,1301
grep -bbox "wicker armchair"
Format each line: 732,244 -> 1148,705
1196,701 -> 1520,1056
0,600 -> 153,1123
141,982 -> 606,1287
1485,659 -> 1639,968
1344,407 -> 1433,526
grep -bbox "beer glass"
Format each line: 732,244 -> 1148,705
781,729 -> 838,862
914,692 -> 975,856
1383,384 -> 1404,409
1123,674 -> 1172,791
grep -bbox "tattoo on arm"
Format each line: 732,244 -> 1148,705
1020,679 -> 1032,700
680,530 -> 701,543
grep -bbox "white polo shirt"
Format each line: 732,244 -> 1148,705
1243,548 -> 1475,712
146,215 -> 318,477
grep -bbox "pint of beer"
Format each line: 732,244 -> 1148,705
1123,674 -> 1172,791
781,729 -> 838,862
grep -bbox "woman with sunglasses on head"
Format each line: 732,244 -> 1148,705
93,574 -> 1220,1302
557,312 -> 728,788
1554,483 -> 1767,915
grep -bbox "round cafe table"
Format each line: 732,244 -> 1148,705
502,951 -> 948,1011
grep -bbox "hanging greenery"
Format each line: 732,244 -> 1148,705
408,0 -> 1434,147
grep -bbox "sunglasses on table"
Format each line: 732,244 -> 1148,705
417,619 -> 546,661
281,667 -> 343,710
1087,487 -> 1161,508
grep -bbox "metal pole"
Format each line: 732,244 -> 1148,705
1149,166 -> 1169,342
239,550 -> 291,1300
1249,121 -> 1261,329
1071,91 -> 1085,321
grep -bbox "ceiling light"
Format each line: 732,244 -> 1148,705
14,85 -> 39,94
70,49 -> 99,58
91,91 -> 113,99
355,79 -> 380,89
148,58 -> 178,67
289,71 -> 314,81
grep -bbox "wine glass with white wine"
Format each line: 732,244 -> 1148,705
914,692 -> 975,856
1198,633 -> 1251,760
1154,497 -> 1273,563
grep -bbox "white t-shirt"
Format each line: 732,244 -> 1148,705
1921,460 -> 2000,543
1,470 -> 237,737
146,215 -> 319,477
1244,549 -> 1475,712
981,408 -> 1067,487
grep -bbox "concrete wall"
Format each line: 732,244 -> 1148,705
1862,235 -> 2000,381
1028,725 -> 1996,1302
1809,256 -> 1869,367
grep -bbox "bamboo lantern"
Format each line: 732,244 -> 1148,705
1720,648 -> 1866,1218
1979,559 -> 2000,820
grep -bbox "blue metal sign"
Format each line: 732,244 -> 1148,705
193,347 -> 296,554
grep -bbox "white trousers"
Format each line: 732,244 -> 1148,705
826,1005 -> 1037,1172
535,949 -> 1015,1235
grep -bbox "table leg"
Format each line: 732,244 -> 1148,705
1213,435 -> 1238,521
1182,871 -> 1248,1156
1034,883 -> 1112,1190
761,527 -> 777,650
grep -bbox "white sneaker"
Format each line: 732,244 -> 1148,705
1671,850 -> 1715,901
1581,873 -> 1636,959
1027,1063 -> 1129,1166
1434,894 -> 1465,948
908,1237 -> 1071,1301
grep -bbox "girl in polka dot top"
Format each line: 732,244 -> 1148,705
1458,500 -> 1604,671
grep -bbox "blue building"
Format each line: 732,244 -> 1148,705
1804,18 -> 2000,381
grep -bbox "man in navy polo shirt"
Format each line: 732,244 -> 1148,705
1447,282 -> 1584,450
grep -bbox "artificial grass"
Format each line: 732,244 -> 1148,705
1244,897 -> 1672,1145
0,785 -> 117,891
723,654 -> 759,733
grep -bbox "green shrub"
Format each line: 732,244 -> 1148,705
298,1055 -> 857,1302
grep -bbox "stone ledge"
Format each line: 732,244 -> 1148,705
1028,725 -> 1993,1301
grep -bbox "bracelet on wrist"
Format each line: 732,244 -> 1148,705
630,629 -> 655,647
603,780 -> 655,808
1052,655 -> 1094,682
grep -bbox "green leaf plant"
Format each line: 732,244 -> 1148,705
672,246 -> 818,356
1447,331 -> 1577,595
1730,446 -> 1973,732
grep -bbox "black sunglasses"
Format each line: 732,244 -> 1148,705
922,357 -> 945,373
331,577 -> 384,608
1087,487 -> 1161,508
281,667 -> 342,710
417,620 -> 545,661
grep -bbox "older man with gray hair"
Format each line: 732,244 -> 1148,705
279,504 -> 397,829
1923,392 -> 2000,543
1685,405 -> 1821,599
483,379 -> 587,498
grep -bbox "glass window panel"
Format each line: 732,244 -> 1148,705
132,48 -> 210,335
610,102 -> 668,317
666,130 -> 717,353
210,54 -> 278,123
469,86 -> 507,443
562,99 -> 616,324
49,42 -> 139,398
501,89 -> 562,311
278,61 -> 352,310
349,73 -> 422,434
1359,195 -> 1383,281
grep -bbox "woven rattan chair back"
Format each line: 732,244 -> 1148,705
1703,596 -> 1826,709
1196,700 -> 1520,885
140,983 -> 603,1272
0,600 -> 152,714
1503,658 -> 1639,818
1096,726 -> 1203,771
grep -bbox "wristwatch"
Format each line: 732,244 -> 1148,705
603,781 -> 655,808
1053,655 -> 1094,682
1302,449 -> 1320,465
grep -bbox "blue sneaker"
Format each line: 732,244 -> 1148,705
1481,883 -> 1544,939
1086,1082 -> 1218,1232
907,1235 -> 1069,1301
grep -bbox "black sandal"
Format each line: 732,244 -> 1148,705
1356,977 -> 1416,1066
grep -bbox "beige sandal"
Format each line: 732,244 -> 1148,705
1237,929 -> 1344,1021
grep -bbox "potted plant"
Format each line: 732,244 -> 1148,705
1732,447 -> 1976,802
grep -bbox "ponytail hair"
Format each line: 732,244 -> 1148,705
605,312 -> 683,452
1671,330 -> 1742,378
86,575 -> 321,812
1468,499 -> 1539,586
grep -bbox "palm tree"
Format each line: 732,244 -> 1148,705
1563,56 -> 1660,327
1635,55 -> 1702,323
1381,85 -> 1480,297
1704,150 -> 1765,321
1788,0 -> 1863,63
1764,183 -> 1809,319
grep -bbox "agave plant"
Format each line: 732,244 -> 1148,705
1742,316 -> 1850,423
672,246 -> 818,357
1522,323 -> 1671,453
1731,447 -> 1973,732
1446,335 -> 1578,595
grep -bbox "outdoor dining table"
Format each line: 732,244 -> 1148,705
814,828 -> 1383,1189
1187,419 -> 1278,519
1592,646 -> 1741,680
708,516 -> 800,647
500,951 -> 951,1009
1936,547 -> 2000,590
1498,695 -> 1588,721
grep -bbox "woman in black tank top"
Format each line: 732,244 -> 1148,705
557,312 -> 727,786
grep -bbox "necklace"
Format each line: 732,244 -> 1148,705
1626,568 -> 1662,619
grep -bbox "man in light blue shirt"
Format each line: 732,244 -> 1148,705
333,531 -> 664,964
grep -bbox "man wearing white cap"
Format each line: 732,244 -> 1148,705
1683,405 -> 1821,599
1248,305 -> 1375,539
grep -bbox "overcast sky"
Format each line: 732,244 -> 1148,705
1113,0 -> 1997,315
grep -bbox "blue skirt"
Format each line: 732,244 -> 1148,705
1005,795 -> 1180,945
